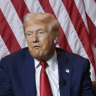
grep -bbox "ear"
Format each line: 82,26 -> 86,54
54,36 -> 59,44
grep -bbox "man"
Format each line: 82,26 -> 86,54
0,13 -> 95,96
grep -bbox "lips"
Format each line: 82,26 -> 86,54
33,45 -> 40,49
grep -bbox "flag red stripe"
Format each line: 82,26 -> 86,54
38,0 -> 72,52
11,0 -> 29,22
0,10 -> 21,53
86,14 -> 96,47
62,0 -> 96,73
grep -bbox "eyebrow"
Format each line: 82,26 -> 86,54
36,29 -> 46,32
26,28 -> 47,33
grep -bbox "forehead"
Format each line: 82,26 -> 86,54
25,24 -> 48,32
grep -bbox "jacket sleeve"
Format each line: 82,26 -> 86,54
81,59 -> 95,96
0,59 -> 14,96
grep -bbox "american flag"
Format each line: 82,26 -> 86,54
0,0 -> 96,81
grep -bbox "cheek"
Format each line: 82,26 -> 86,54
41,37 -> 49,46
42,37 -> 53,51
27,38 -> 32,46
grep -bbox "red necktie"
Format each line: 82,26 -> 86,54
40,62 -> 53,96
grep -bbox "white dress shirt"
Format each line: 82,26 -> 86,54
34,51 -> 60,96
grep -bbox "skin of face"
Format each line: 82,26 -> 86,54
25,24 -> 57,61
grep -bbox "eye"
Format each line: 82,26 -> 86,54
38,31 -> 45,34
26,33 -> 32,37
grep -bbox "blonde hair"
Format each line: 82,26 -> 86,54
23,13 -> 60,40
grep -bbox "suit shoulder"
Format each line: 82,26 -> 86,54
1,47 -> 28,62
56,47 -> 89,65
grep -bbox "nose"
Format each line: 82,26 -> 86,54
32,32 -> 39,43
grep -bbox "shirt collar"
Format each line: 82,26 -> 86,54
34,51 -> 57,71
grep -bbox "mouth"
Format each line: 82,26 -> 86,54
33,46 -> 40,49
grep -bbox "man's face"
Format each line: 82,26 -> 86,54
25,24 -> 57,61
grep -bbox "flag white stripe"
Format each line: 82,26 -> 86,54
92,45 -> 96,65
0,36 -> 10,60
83,0 -> 96,26
74,0 -> 89,31
0,0 -> 96,80
0,0 -> 27,48
50,0 -> 96,81
0,0 -> 1,8
49,0 -> 88,58
24,0 -> 44,13
90,62 -> 96,81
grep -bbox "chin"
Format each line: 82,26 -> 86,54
33,54 -> 48,61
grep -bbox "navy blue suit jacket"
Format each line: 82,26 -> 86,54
0,48 -> 95,96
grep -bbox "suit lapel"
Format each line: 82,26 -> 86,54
21,49 -> 36,96
57,48 -> 72,96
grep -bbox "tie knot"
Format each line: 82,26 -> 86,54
40,62 -> 48,68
